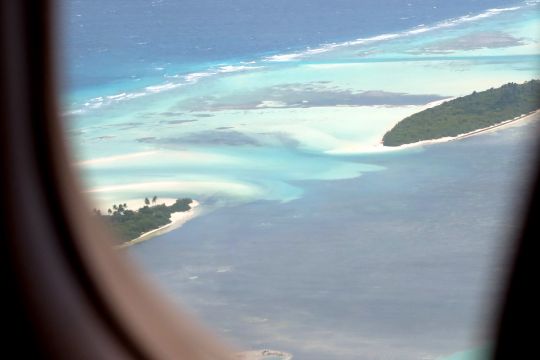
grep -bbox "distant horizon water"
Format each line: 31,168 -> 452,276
61,0 -> 536,113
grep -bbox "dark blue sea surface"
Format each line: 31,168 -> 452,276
60,0 -> 524,103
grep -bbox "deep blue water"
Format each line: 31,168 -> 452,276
60,0 -> 524,103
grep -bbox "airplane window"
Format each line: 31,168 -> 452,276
59,0 -> 539,359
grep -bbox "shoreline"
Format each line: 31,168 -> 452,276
384,109 -> 539,150
117,200 -> 200,249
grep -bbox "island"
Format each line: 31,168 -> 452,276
93,197 -> 194,245
382,79 -> 540,146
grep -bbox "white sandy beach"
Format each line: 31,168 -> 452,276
116,199 -> 200,249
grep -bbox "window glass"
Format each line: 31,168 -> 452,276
60,1 -> 540,359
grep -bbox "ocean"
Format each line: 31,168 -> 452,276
60,0 -> 540,359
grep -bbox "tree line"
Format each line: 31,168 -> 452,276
383,79 -> 540,146
93,197 -> 193,244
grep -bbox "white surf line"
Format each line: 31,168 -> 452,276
263,4 -> 527,62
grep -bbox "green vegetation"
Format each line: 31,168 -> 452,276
382,80 -> 540,146
93,197 -> 193,243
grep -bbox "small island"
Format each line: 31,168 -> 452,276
382,79 -> 540,146
93,196 -> 194,245
236,349 -> 293,360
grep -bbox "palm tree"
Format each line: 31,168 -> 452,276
152,195 -> 157,205
144,197 -> 150,206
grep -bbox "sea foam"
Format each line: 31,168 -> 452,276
263,4 -> 528,63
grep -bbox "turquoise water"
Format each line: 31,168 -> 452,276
69,3 -> 539,209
